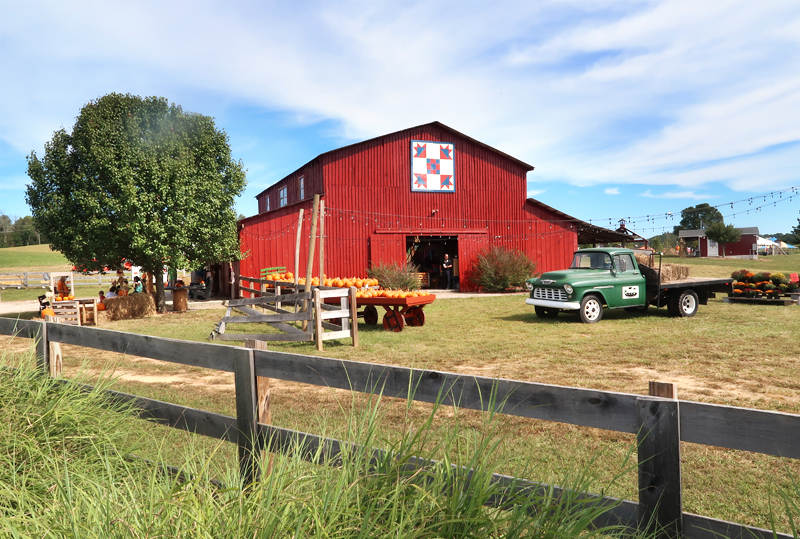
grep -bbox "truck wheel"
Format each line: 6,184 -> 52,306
535,306 -> 560,319
670,289 -> 698,317
579,295 -> 603,323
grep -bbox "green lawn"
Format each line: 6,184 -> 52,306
0,243 -> 71,270
3,290 -> 798,533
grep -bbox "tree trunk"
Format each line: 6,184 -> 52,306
155,275 -> 166,313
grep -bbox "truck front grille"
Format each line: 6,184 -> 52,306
533,288 -> 568,301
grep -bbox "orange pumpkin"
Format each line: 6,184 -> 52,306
55,296 -> 62,301
97,303 -> 106,311
41,308 -> 55,317
67,294 -> 75,300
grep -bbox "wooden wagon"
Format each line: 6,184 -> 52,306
356,295 -> 437,332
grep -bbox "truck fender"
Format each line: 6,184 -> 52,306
579,290 -> 608,306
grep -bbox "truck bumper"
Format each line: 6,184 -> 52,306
526,298 -> 580,310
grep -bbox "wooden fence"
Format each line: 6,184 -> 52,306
0,271 -> 122,290
0,317 -> 797,539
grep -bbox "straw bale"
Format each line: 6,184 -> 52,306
659,264 -> 690,283
101,293 -> 156,321
635,253 -> 653,268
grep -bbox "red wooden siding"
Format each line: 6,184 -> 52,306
242,123 -> 579,289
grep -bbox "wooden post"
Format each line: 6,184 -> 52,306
636,396 -> 683,539
349,286 -> 359,347
302,196 -> 320,331
44,315 -> 63,377
35,319 -> 48,374
319,199 -> 325,282
233,348 -> 259,486
314,288 -> 323,351
245,339 -> 273,476
294,208 -> 304,288
649,381 -> 678,399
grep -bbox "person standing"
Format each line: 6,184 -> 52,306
442,254 -> 453,290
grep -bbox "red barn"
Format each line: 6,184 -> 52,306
238,122 -> 624,290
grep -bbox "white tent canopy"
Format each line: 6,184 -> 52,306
757,236 -> 777,246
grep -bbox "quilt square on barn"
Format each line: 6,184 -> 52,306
411,140 -> 455,192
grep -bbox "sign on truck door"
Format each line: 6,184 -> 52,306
609,253 -> 643,308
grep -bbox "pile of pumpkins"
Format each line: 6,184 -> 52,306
354,289 -> 431,299
264,272 -> 430,298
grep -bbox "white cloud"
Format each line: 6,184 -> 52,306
527,189 -> 545,198
640,190 -> 720,200
605,187 -> 620,195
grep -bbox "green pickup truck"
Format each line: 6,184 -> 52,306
524,247 -> 733,323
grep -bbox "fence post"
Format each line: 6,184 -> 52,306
636,396 -> 683,539
314,288 -> 323,351
349,286 -> 359,347
245,339 -> 273,475
233,348 -> 259,486
24,272 -> 30,287
35,320 -> 48,374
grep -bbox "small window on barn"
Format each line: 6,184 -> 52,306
265,196 -> 270,212
299,176 -> 305,200
279,187 -> 288,207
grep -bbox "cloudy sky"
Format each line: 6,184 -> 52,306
1,0 -> 798,236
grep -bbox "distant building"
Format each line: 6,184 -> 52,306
678,227 -> 759,258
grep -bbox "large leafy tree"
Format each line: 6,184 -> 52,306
26,93 -> 246,312
704,222 -> 741,257
673,203 -> 724,235
788,219 -> 800,246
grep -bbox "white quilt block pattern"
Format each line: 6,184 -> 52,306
411,140 -> 455,192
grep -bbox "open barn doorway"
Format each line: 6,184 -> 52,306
405,235 -> 459,289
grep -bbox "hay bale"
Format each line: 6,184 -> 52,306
635,253 -> 653,268
102,293 -> 156,321
659,264 -> 690,282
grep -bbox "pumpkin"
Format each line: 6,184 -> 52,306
97,303 -> 106,311
41,308 -> 55,317
55,296 -> 62,301
67,294 -> 75,300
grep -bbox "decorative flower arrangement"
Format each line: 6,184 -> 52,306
730,269 -> 797,297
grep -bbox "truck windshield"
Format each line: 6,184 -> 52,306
570,252 -> 613,270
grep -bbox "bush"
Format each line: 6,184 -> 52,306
753,272 -> 771,283
368,261 -> 421,290
470,246 -> 538,292
770,273 -> 788,285
731,269 -> 750,281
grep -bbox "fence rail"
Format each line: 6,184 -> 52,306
0,316 -> 796,539
0,271 -> 122,290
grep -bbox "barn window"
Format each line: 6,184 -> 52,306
265,196 -> 270,212
279,187 -> 288,207
299,176 -> 305,200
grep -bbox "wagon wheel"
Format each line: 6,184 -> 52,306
363,305 -> 379,325
382,309 -> 406,332
405,306 -> 426,327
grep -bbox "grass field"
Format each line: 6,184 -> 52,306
2,247 -> 799,533
3,283 -> 799,533
0,243 -> 71,271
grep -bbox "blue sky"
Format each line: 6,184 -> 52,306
1,0 -> 798,237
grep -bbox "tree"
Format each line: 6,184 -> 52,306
704,222 -> 741,257
673,203 -> 723,235
787,219 -> 800,246
26,93 -> 246,312
0,214 -> 12,247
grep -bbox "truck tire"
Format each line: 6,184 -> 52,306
535,306 -> 560,319
579,295 -> 603,323
670,289 -> 698,317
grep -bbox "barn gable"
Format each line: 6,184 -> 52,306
241,122 -> 602,290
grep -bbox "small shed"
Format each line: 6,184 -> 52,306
679,227 -> 760,258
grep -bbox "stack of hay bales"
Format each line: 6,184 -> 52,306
99,293 -> 156,322
635,254 -> 689,283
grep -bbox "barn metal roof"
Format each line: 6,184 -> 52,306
255,121 -> 534,199
525,198 -> 639,245
678,227 -> 759,238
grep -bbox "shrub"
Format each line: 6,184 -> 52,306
770,273 -> 788,285
754,272 -> 771,283
470,246 -> 538,292
731,269 -> 750,281
368,261 -> 421,291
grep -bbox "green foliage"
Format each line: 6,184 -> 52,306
368,261 -> 421,290
770,273 -> 788,285
753,271 -> 771,283
26,93 -> 246,311
470,246 -> 538,292
0,214 -> 47,248
731,269 -> 750,281
704,222 -> 742,255
673,203 -> 724,235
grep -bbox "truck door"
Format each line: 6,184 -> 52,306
609,253 -> 645,308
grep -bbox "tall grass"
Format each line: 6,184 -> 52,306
1,351 -> 661,538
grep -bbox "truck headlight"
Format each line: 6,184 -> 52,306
524,281 -> 534,291
564,284 -> 573,294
